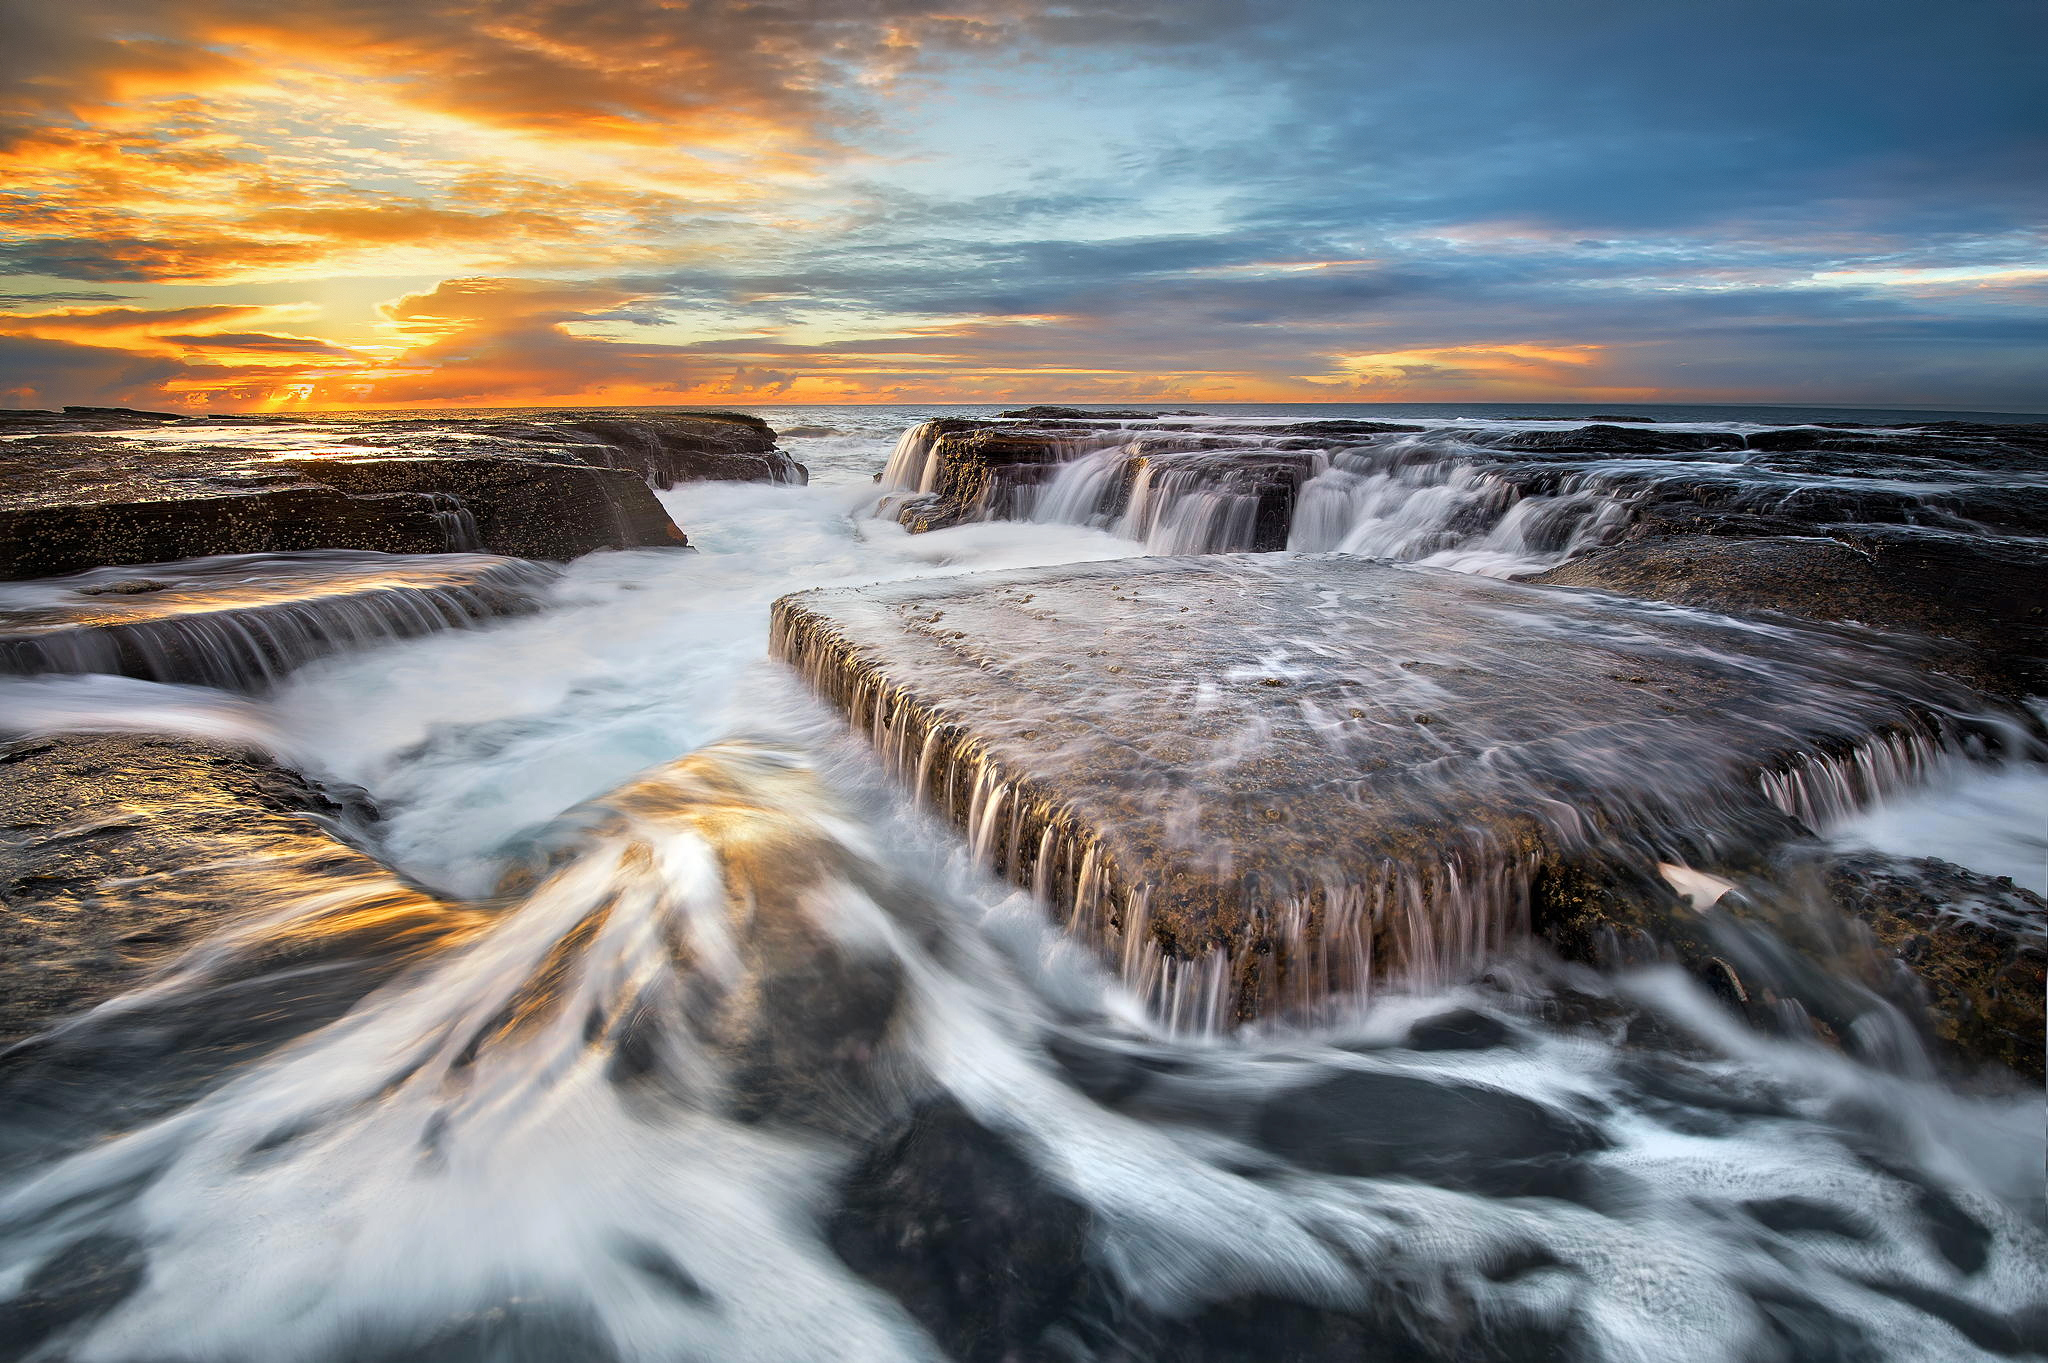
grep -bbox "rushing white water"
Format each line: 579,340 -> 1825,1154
1826,762 -> 2048,893
1,415 -> 2044,1363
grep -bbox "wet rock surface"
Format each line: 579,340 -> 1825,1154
1817,851 -> 2046,1079
1532,842 -> 2048,1081
0,732 -> 473,1049
0,550 -> 559,690
879,415 -> 2048,685
1528,529 -> 2048,695
773,554 -> 2033,1031
0,408 -> 802,579
829,1100 -> 1091,1363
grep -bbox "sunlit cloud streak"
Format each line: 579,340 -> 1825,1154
1,0 -> 2042,411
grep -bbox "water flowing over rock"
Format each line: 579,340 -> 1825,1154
0,732 -> 473,1051
0,408 -> 805,579
1529,529 -> 2048,695
1,726 -> 2042,1362
0,410 -> 2042,1362
772,553 -> 2039,1035
875,415 -> 2048,686
0,551 -> 559,691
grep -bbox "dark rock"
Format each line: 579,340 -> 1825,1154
1474,424 -> 1742,455
0,551 -> 559,690
1259,419 -> 1427,437
463,410 -> 805,487
997,406 -> 1205,420
272,454 -> 684,561
828,1098 -> 1090,1363
0,430 -> 685,579
1404,1008 -> 1515,1052
1818,851 -> 2045,1082
0,406 -> 188,434
891,422 -> 1120,531
1525,531 -> 2048,695
0,1233 -> 148,1357
1256,1070 -> 1609,1198
1741,1196 -> 1875,1241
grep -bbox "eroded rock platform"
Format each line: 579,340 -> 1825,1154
773,554 -> 2040,1034
0,408 -> 804,580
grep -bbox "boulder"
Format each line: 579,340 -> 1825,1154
0,550 -> 559,690
772,554 -> 2028,1029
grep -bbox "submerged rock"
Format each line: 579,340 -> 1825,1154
828,1099 -> 1091,1363
0,551 -> 559,690
772,554 -> 2032,1030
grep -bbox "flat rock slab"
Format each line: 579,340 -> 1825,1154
0,551 -> 558,690
773,555 -> 2025,1028
0,410 -> 800,580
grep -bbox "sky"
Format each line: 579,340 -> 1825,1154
0,0 -> 2043,412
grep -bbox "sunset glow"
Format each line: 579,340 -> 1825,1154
4,1 -> 2043,411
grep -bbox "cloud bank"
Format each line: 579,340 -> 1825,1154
2,0 -> 2042,410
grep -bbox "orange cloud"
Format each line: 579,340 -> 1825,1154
0,2 -> 1057,286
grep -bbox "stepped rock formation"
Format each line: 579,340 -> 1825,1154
773,554 -> 2043,1056
0,551 -> 559,690
0,408 -> 804,580
882,414 -> 2048,692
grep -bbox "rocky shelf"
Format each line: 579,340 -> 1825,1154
876,415 -> 2048,695
0,551 -> 560,690
0,408 -> 805,580
772,553 -> 2045,1069
0,733 -> 475,1050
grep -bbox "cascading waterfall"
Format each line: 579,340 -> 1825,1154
425,493 -> 484,552
1014,429 -> 1636,572
878,420 -> 947,493
0,553 -> 560,691
1286,447 -> 1632,575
